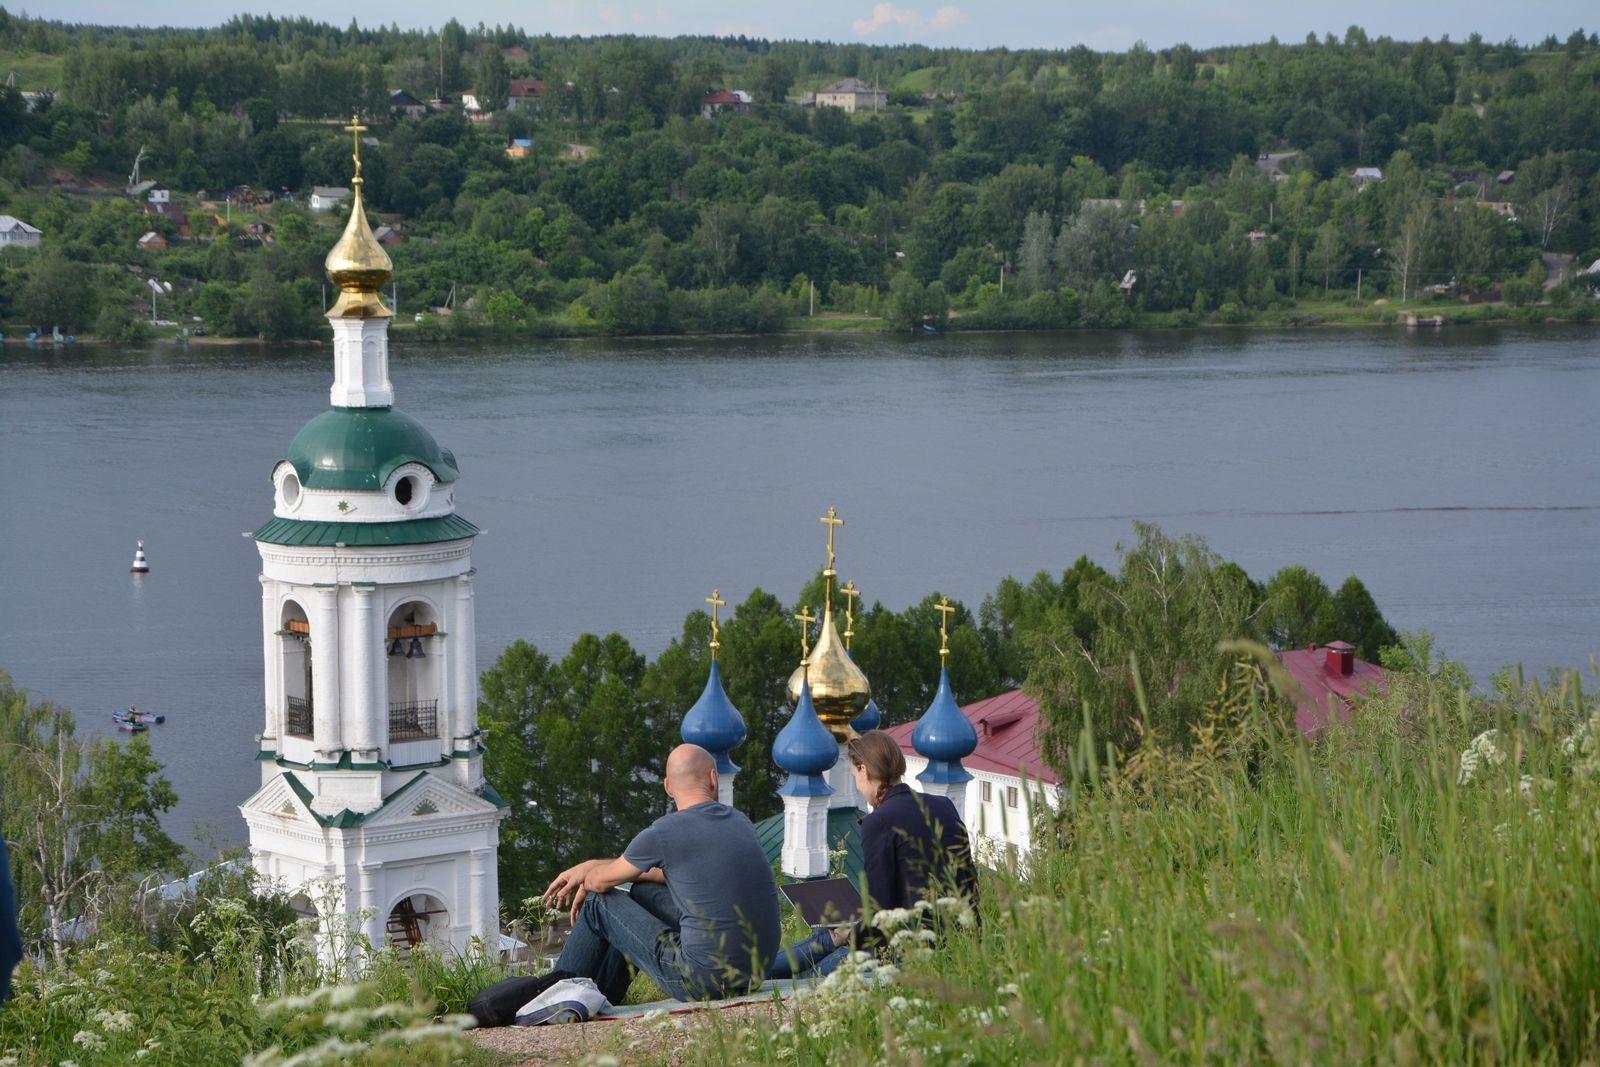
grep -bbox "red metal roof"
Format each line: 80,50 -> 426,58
704,90 -> 742,105
884,689 -> 1058,786
1277,642 -> 1390,734
509,79 -> 544,98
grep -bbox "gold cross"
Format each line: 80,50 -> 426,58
344,114 -> 368,184
935,596 -> 956,667
840,580 -> 860,650
794,604 -> 816,662
705,589 -> 726,660
818,506 -> 844,570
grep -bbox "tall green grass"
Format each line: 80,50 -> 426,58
678,657 -> 1600,1064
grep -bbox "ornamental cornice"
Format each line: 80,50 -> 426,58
257,543 -> 472,569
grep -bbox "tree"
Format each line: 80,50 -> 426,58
479,634 -> 659,905
1054,202 -> 1135,294
1389,200 -> 1433,302
15,253 -> 92,330
1023,523 -> 1263,761
1,672 -> 181,957
1262,565 -> 1334,650
1016,210 -> 1054,292
751,55 -> 794,105
473,47 -> 510,114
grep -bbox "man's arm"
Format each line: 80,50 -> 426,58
582,856 -> 647,894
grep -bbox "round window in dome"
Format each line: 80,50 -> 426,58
279,471 -> 302,510
394,474 -> 422,508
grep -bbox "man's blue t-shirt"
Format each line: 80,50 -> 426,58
623,801 -> 780,982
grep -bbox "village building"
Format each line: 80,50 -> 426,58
814,78 -> 886,113
310,186 -> 351,213
1353,166 -> 1384,189
389,89 -> 427,119
0,214 -> 42,248
506,79 -> 545,114
137,231 -> 167,251
504,138 -> 533,159
702,89 -> 751,118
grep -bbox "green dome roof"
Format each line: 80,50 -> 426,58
283,408 -> 459,491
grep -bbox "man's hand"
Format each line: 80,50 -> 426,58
543,859 -> 601,919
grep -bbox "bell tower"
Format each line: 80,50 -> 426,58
240,118 -> 506,961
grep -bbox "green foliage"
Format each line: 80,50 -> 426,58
673,657 -> 1600,1065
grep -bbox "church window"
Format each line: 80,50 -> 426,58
980,780 -> 992,803
1005,785 -> 1019,808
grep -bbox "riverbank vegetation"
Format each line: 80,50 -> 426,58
1,16 -> 1599,340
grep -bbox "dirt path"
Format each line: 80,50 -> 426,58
469,1000 -> 780,1065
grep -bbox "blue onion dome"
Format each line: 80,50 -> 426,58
681,660 -> 746,775
912,668 -> 977,762
850,695 -> 882,734
774,680 -> 838,779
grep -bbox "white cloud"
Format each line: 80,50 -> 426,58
929,5 -> 965,30
852,2 -> 919,34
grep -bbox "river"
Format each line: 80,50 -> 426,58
2,326 -> 1596,849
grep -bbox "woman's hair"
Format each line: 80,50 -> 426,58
847,729 -> 906,808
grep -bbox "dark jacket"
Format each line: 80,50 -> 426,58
0,832 -> 21,1006
857,783 -> 979,940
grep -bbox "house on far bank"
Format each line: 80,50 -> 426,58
702,89 -> 751,118
137,231 -> 167,251
815,78 -> 886,113
505,138 -> 533,159
310,187 -> 350,213
0,214 -> 43,248
460,92 -> 487,121
1353,166 -> 1384,189
389,89 -> 427,119
506,79 -> 545,114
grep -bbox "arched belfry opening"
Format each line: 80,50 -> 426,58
280,601 -> 313,739
386,602 -> 440,745
385,893 -> 449,951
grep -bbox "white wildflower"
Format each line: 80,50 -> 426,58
1459,729 -> 1509,785
998,982 -> 1020,998
72,1031 -> 107,1052
872,907 -> 919,931
92,1007 -> 136,1033
888,995 -> 909,1012
777,1022 -> 795,1035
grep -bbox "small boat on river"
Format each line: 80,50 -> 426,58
114,706 -> 165,725
114,717 -> 149,733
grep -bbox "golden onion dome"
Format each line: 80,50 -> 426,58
324,116 -> 393,319
786,603 -> 871,742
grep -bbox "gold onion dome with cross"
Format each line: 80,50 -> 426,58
324,115 -> 393,319
786,507 -> 872,741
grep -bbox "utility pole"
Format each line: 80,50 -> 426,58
809,280 -> 815,316
1356,268 -> 1363,302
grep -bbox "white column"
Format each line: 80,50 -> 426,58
780,794 -> 831,879
358,861 -> 384,961
311,585 -> 342,758
825,741 -> 860,809
717,772 -> 736,808
917,778 -> 970,817
347,585 -> 380,757
259,577 -> 279,750
328,318 -> 394,408
469,847 -> 495,949
452,572 -> 477,752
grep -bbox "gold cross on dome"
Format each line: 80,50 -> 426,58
705,589 -> 726,660
840,580 -> 860,649
344,114 -> 368,183
818,506 -> 844,570
935,596 -> 956,667
794,604 -> 816,662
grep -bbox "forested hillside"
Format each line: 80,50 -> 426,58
1,12 -> 1598,338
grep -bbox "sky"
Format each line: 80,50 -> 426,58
16,0 -> 1597,50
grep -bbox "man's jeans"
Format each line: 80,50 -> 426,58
555,883 -> 748,1003
767,927 -> 849,980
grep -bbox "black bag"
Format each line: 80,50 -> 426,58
467,970 -> 575,1028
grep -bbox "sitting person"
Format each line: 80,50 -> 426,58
543,743 -> 780,1004
770,729 -> 980,979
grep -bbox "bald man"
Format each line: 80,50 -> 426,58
543,743 -> 780,1003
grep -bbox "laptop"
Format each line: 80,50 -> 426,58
780,878 -> 863,929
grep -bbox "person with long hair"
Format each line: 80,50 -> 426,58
769,729 -> 980,979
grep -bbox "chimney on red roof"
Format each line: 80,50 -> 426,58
1324,640 -> 1355,676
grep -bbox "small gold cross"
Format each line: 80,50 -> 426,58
343,114 -> 368,183
705,589 -> 726,660
840,580 -> 860,649
935,596 -> 956,667
794,603 -> 816,662
818,506 -> 844,570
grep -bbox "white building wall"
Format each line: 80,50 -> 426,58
902,754 -> 1059,865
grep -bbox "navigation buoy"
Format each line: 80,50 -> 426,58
130,540 -> 149,573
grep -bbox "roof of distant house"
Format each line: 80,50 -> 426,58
820,78 -> 882,94
1277,641 -> 1390,734
509,79 -> 544,97
704,90 -> 743,105
1353,167 -> 1383,180
884,688 -> 1059,786
389,89 -> 424,107
312,186 -> 350,199
0,215 -> 41,235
